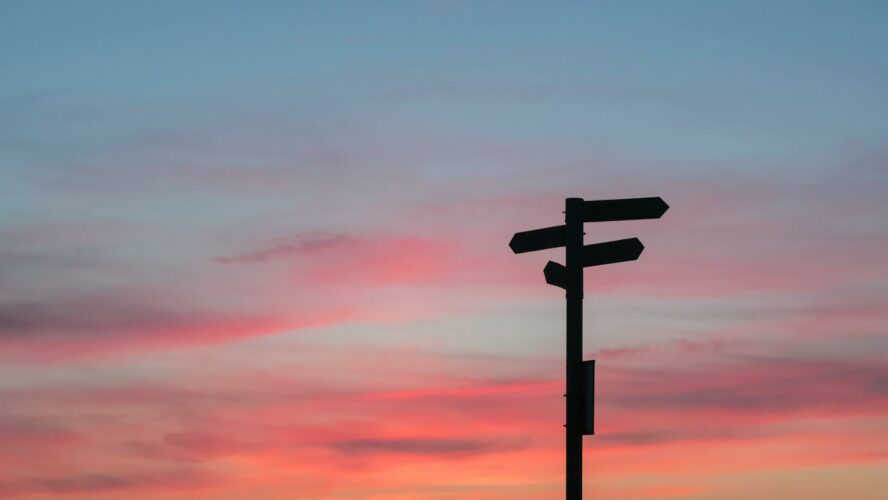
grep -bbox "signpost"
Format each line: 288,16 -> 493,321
510,196 -> 668,500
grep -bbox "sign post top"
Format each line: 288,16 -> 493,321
510,197 -> 668,255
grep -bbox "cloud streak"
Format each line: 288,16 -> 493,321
2,335 -> 884,496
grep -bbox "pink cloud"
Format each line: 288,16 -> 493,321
1,336 -> 884,498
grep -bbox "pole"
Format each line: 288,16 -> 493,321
565,197 -> 584,500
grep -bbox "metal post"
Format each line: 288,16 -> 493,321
564,197 -> 584,500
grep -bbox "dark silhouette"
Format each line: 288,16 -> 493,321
509,196 -> 669,500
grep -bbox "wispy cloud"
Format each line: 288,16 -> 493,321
331,437 -> 529,456
213,232 -> 355,264
0,470 -> 212,497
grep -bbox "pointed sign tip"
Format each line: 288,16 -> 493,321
657,197 -> 670,216
627,237 -> 645,259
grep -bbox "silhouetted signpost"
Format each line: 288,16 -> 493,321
510,196 -> 668,500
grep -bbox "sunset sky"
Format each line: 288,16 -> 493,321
1,1 -> 887,499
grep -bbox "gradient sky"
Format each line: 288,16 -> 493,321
1,1 -> 887,499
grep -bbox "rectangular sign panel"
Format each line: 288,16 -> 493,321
509,225 -> 566,254
583,360 -> 595,435
582,197 -> 669,223
582,238 -> 644,267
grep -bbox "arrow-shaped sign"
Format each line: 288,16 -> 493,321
582,237 -> 644,267
509,225 -> 566,254
543,238 -> 643,288
544,261 -> 567,289
582,197 -> 669,223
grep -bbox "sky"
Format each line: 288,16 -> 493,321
1,1 -> 886,498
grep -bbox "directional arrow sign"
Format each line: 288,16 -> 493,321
582,197 -> 669,223
582,238 -> 644,267
509,225 -> 566,254
543,261 -> 567,289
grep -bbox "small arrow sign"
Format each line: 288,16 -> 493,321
582,197 -> 669,223
509,225 -> 566,254
583,238 -> 644,267
544,261 -> 567,289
